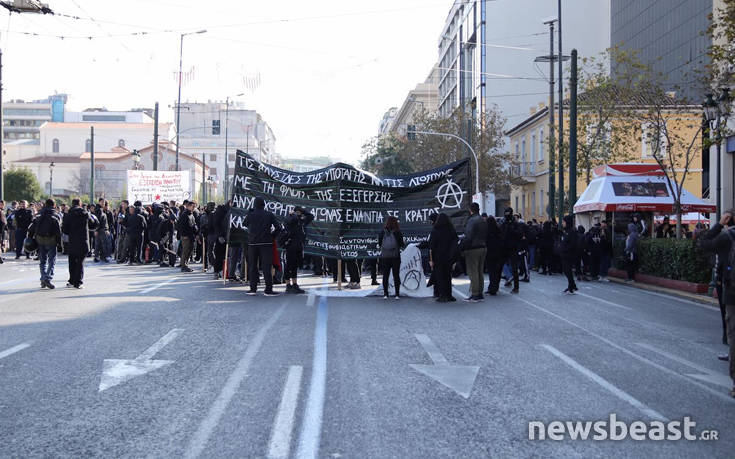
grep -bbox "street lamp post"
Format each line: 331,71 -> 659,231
703,88 -> 732,221
175,29 -> 207,172
49,161 -> 55,198
410,128 -> 481,209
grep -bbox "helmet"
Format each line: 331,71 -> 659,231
24,236 -> 38,253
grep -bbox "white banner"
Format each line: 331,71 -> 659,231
383,243 -> 433,297
127,170 -> 191,204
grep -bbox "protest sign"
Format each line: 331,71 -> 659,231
127,170 -> 191,204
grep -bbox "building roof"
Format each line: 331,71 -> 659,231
40,122 -> 172,130
14,155 -> 80,163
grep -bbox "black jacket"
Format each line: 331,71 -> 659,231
500,217 -> 522,255
94,206 -> 109,232
283,211 -> 314,251
177,209 -> 198,239
124,212 -> 147,236
14,208 -> 33,232
699,224 -> 735,306
560,228 -> 579,261
29,207 -> 62,245
462,214 -> 487,251
243,208 -> 281,245
62,206 -> 98,255
429,225 -> 458,264
485,218 -> 504,261
213,204 -> 230,239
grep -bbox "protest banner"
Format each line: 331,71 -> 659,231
229,151 -> 470,259
127,170 -> 192,204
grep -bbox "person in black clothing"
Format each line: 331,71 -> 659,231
93,203 -> 110,262
0,200 -> 6,263
62,199 -> 98,289
485,216 -> 505,295
560,215 -> 579,294
124,205 -> 147,264
429,213 -> 458,303
282,206 -> 314,294
585,224 -> 604,280
28,199 -> 62,288
201,202 -> 217,271
575,225 -> 588,281
698,210 -> 735,398
147,204 -> 165,264
13,200 -> 33,259
177,201 -> 198,272
538,221 -> 554,275
159,210 -> 177,267
500,207 -> 522,293
212,202 -> 230,279
243,196 -> 282,295
378,216 -> 404,299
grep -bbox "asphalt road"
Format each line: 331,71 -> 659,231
0,256 -> 733,458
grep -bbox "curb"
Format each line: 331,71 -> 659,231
608,276 -> 719,308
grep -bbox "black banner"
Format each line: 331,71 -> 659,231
229,151 -> 470,259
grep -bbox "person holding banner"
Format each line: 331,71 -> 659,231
282,206 -> 314,294
243,197 -> 282,296
378,216 -> 404,299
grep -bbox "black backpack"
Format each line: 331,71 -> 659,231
35,212 -> 58,238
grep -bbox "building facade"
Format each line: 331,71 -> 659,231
176,101 -> 277,191
437,0 -> 486,118
389,66 -> 440,139
3,93 -> 67,143
378,107 -> 398,136
611,0 -> 713,101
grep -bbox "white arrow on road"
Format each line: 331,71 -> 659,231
409,334 -> 479,399
99,329 -> 184,392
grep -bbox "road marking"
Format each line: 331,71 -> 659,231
185,304 -> 286,459
0,343 -> 31,360
306,293 -> 316,307
452,287 -> 469,300
635,342 -> 733,389
409,334 -> 479,399
570,291 -> 632,310
268,365 -> 304,459
99,328 -> 184,392
296,296 -> 328,459
140,277 -> 179,294
513,296 -> 735,404
542,344 -> 667,421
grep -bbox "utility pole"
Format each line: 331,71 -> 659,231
90,126 -> 95,201
557,0 -> 565,223
153,102 -> 159,171
174,30 -> 207,172
224,97 -> 229,200
546,21 -> 556,220
202,153 -> 206,203
569,49 -> 578,210
0,48 -> 4,201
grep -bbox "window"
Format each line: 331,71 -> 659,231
118,139 -> 125,147
531,134 -> 537,163
540,189 -> 544,216
210,154 -> 217,162
515,196 -> 519,212
212,119 -> 221,135
515,141 -> 519,159
531,192 -> 536,218
539,128 -> 544,161
210,167 -> 218,175
641,122 -> 667,158
52,138 -> 60,153
521,138 -> 526,161
522,194 -> 526,217
85,139 -> 91,152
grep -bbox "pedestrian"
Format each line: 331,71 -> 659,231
599,220 -> 613,281
0,200 -> 6,264
624,222 -> 640,283
28,199 -> 62,289
485,215 -> 504,296
575,225 -> 588,281
429,213 -> 458,303
560,215 -> 579,294
93,203 -> 110,263
282,206 -> 314,294
585,224 -> 604,281
202,202 -> 217,271
461,202 -> 487,302
61,198 -> 98,289
177,201 -> 198,273
124,205 -> 147,265
212,201 -> 230,279
378,216 -> 404,299
500,207 -> 522,293
243,196 -> 282,296
13,200 -> 33,259
698,209 -> 735,398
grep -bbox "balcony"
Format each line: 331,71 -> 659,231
512,161 -> 539,181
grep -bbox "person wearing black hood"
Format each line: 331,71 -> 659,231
0,200 -> 7,263
177,201 -> 198,272
282,206 -> 314,294
243,196 -> 282,295
13,200 -> 33,259
560,215 -> 578,294
429,213 -> 458,302
93,203 -> 110,263
62,198 -> 98,289
500,207 -> 522,293
123,205 -> 147,264
28,199 -> 62,289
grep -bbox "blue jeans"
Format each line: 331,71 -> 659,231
15,228 -> 26,257
38,244 -> 57,282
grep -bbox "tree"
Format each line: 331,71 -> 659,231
3,167 -> 43,202
360,135 -> 414,175
707,0 -> 735,89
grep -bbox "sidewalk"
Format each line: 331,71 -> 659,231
607,276 -> 719,308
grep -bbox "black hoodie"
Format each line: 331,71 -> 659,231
242,197 -> 281,245
62,206 -> 98,255
560,215 -> 578,261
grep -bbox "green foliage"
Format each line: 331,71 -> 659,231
3,167 -> 43,202
613,238 -> 712,284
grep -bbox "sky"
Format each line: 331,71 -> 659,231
2,0 -> 610,164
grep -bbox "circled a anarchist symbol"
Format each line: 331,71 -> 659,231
402,269 -> 421,291
436,179 -> 466,209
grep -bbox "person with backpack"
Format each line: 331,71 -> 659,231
177,201 -> 198,273
377,216 -> 404,299
699,209 -> 735,399
243,196 -> 282,296
282,206 -> 314,294
13,200 -> 33,259
62,199 -> 98,289
430,213 -> 458,303
28,199 -> 62,289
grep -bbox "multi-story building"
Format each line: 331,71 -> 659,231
176,101 -> 277,189
389,66 -> 440,139
279,156 -> 335,173
2,93 -> 67,144
64,109 -> 154,124
437,0 -> 486,118
378,107 -> 398,136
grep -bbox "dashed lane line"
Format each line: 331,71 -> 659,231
0,343 -> 31,360
268,365 -> 304,459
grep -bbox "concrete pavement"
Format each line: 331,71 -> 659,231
0,257 -> 733,458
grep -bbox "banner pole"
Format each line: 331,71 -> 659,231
223,243 -> 229,285
337,259 -> 342,291
202,238 -> 207,272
